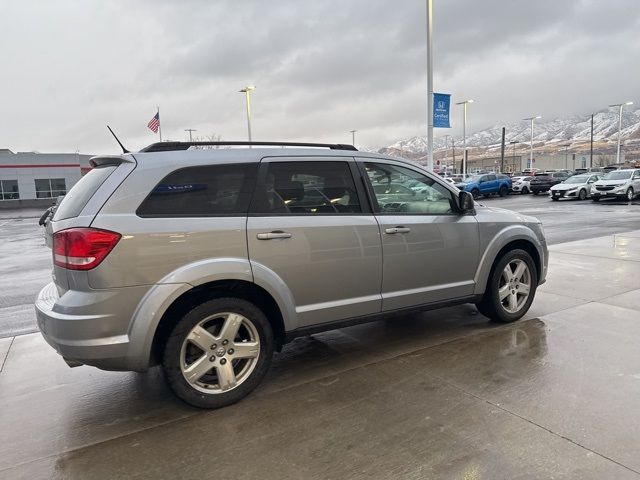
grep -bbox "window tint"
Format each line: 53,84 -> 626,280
0,179 -> 19,200
251,161 -> 361,215
137,163 -> 258,217
54,166 -> 117,220
486,175 -> 496,181
35,178 -> 66,198
364,162 -> 456,215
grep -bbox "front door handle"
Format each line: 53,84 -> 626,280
256,231 -> 292,240
385,227 -> 411,234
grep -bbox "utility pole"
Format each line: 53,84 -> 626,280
184,129 -> 197,142
563,144 -> 569,169
510,141 -> 518,172
426,0 -> 434,172
500,127 -> 506,173
610,101 -> 633,164
452,137 -> 457,174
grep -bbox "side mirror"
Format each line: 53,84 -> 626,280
459,191 -> 475,213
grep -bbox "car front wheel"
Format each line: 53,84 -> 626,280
476,249 -> 538,323
532,190 -> 539,196
162,297 -> 274,409
521,187 -> 529,194
578,189 -> 587,200
627,187 -> 634,201
499,185 -> 508,197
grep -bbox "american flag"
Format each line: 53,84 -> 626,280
147,112 -> 160,133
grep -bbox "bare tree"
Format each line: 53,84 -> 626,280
191,133 -> 225,149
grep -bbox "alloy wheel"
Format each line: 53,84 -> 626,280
627,188 -> 634,201
498,259 -> 532,314
180,312 -> 260,394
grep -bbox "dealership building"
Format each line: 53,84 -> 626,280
0,149 -> 93,208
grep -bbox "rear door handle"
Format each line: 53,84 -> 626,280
256,231 -> 292,240
385,227 -> 411,234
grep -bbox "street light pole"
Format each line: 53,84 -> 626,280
523,116 -> 541,170
184,129 -> 196,142
426,0 -> 434,172
456,99 -> 474,177
443,134 -> 451,170
563,144 -> 569,169
350,130 -> 357,147
239,86 -> 255,143
610,101 -> 633,164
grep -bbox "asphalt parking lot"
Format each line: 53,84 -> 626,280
2,195 -> 640,479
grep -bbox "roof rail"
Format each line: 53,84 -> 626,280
139,141 -> 358,153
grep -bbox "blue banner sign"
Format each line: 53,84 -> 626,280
433,93 -> 451,128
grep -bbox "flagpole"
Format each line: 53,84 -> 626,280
157,106 -> 162,142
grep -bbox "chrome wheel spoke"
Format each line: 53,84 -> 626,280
219,313 -> 244,342
216,361 -> 237,391
508,293 -> 518,312
513,261 -> 527,282
183,354 -> 214,384
518,283 -> 531,295
232,341 -> 260,359
187,325 -> 217,352
499,284 -> 511,301
502,265 -> 513,282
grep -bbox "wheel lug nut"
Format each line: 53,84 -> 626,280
209,356 -> 216,362
210,344 -> 217,350
220,358 -> 227,365
222,340 -> 229,346
228,349 -> 234,355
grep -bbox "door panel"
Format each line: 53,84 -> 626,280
247,158 -> 382,328
361,160 -> 480,311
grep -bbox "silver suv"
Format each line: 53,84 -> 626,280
35,141 -> 548,408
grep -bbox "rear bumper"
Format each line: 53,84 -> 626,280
35,282 -> 149,371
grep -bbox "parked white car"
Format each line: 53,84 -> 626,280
511,176 -> 533,194
549,174 -> 601,201
591,169 -> 640,202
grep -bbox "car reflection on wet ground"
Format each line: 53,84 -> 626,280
3,206 -> 640,478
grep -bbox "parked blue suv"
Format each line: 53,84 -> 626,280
455,174 -> 512,199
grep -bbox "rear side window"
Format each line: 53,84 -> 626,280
137,163 -> 258,217
53,166 -> 117,221
250,161 -> 361,215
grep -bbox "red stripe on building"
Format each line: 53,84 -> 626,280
0,164 -> 81,168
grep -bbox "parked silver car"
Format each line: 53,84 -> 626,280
35,141 -> 548,408
591,169 -> 640,201
549,173 -> 601,201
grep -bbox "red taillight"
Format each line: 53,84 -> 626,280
53,228 -> 121,271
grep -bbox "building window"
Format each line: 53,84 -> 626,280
0,180 -> 19,200
35,178 -> 67,198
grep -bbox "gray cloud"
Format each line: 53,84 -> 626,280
0,0 -> 639,154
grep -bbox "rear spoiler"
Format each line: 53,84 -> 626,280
89,154 -> 136,168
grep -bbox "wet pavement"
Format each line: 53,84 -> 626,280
2,227 -> 640,478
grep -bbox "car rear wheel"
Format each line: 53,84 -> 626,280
521,187 -> 529,194
578,189 -> 587,200
471,188 -> 480,199
162,297 -> 273,409
476,249 -> 538,323
499,185 -> 508,197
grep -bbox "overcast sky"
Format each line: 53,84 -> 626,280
1,0 -> 639,154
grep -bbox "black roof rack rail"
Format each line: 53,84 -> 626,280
139,141 -> 358,153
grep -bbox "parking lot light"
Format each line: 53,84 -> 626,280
609,101 -> 634,164
523,116 -> 542,170
456,99 -> 474,177
239,85 -> 256,143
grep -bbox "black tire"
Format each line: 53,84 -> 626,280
532,190 -> 539,196
551,196 -> 559,201
476,249 -> 538,323
578,189 -> 587,201
162,297 -> 274,409
471,188 -> 480,199
592,197 -> 600,202
521,187 -> 529,195
626,187 -> 634,201
499,185 -> 508,197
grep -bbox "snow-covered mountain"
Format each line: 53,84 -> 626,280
381,109 -> 640,156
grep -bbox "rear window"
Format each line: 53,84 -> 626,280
137,163 -> 258,217
53,166 -> 117,221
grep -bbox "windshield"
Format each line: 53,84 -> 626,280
563,175 -> 589,184
604,171 -> 632,180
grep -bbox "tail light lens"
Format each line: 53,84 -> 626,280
53,228 -> 121,270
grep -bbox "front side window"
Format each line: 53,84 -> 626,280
137,163 -> 258,217
251,161 -> 361,215
35,178 -> 66,198
0,179 -> 19,200
364,162 -> 456,215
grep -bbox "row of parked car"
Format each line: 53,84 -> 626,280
446,168 -> 640,202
